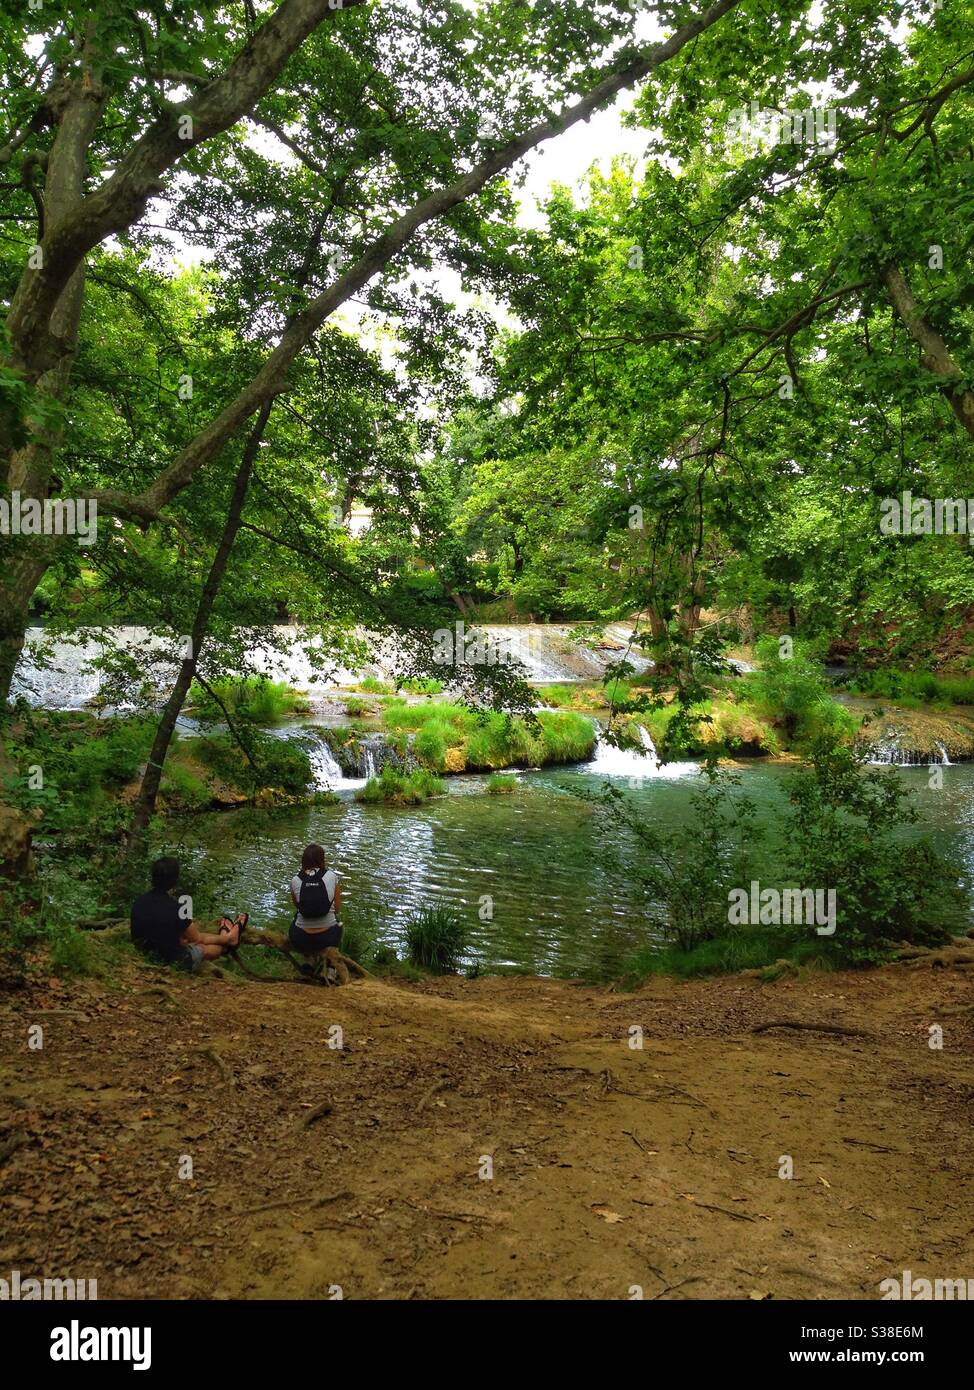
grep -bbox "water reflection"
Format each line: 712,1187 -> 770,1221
179,762 -> 974,978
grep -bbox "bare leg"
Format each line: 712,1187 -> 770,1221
183,920 -> 240,954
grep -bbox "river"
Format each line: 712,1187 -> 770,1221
167,750 -> 974,978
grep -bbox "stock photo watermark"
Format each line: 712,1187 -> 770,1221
728,881 -> 837,935
0,491 -> 98,547
879,491 -> 974,544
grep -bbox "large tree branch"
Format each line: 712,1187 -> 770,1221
881,260 -> 974,439
92,0 -> 743,523
7,0 -> 369,373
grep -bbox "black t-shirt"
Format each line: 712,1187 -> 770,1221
131,889 -> 185,961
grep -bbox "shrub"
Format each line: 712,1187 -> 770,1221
196,730 -> 311,794
745,638 -> 856,749
783,739 -> 965,962
405,905 -> 467,973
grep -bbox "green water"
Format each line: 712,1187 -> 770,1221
170,760 -> 974,977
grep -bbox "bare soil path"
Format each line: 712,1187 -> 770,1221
1,956 -> 972,1300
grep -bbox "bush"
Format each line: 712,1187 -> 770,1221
598,738 -> 966,977
783,740 -> 965,962
196,730 -> 311,793
745,638 -> 856,749
405,905 -> 467,973
5,711 -> 156,836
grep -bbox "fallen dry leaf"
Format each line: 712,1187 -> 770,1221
590,1204 -> 625,1223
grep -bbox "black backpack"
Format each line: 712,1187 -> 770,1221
296,868 -> 331,920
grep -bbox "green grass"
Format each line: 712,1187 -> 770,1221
487,773 -> 518,794
356,676 -> 393,694
619,929 -> 835,985
354,766 -> 447,805
404,905 -> 467,973
341,697 -> 374,717
398,676 -> 445,695
843,667 -> 974,706
188,677 -> 308,724
380,698 -> 596,771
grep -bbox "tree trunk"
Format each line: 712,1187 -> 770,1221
127,402 -> 273,849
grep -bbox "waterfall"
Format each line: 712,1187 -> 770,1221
586,725 -> 696,780
866,731 -> 928,766
306,740 -> 346,790
363,747 -> 377,780
13,622 -> 661,710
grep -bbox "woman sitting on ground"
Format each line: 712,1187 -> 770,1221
289,843 -> 348,983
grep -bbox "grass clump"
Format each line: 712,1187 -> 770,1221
342,697 -> 374,717
354,766 -> 446,805
620,930 -> 830,984
188,677 -> 308,725
398,676 -> 444,695
356,677 -> 393,694
380,698 -> 595,772
405,905 -> 467,973
487,773 -> 518,795
842,667 -> 974,707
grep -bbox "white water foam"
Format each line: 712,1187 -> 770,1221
586,725 -> 697,780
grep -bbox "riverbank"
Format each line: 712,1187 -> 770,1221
2,952 -> 971,1299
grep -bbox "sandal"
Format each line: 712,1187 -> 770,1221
218,915 -> 240,948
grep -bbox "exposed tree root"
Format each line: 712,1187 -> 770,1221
242,1189 -> 351,1217
750,1020 -> 873,1038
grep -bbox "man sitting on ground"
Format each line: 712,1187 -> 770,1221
131,856 -> 244,972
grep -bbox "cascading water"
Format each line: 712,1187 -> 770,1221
307,740 -> 351,790
586,725 -> 696,780
865,733 -> 956,767
12,622 -> 656,710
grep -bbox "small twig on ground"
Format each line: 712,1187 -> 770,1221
651,1276 -> 702,1300
296,1099 -> 332,1130
418,1080 -> 450,1112
201,1046 -> 232,1085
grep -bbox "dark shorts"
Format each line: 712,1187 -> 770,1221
289,920 -> 342,954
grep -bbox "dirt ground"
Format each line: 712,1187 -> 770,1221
1,952 -> 972,1301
